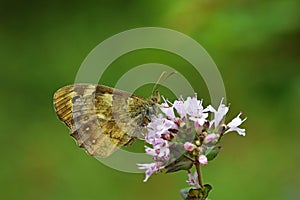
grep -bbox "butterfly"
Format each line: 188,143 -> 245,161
53,84 -> 160,158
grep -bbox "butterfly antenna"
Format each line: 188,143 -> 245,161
163,71 -> 177,81
152,71 -> 167,94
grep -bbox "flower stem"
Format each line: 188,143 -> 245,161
195,158 -> 203,188
184,154 -> 195,162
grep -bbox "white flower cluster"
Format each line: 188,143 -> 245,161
137,95 -> 247,183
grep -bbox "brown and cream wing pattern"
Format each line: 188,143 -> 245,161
53,84 -> 158,158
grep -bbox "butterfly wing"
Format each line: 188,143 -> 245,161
53,84 -> 157,158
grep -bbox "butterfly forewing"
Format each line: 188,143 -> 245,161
53,84 -> 159,158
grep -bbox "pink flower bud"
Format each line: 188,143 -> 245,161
184,142 -> 196,152
199,155 -> 208,166
194,121 -> 202,133
204,133 -> 217,144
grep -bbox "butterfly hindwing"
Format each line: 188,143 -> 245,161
53,84 -> 158,157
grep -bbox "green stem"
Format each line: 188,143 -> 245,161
195,158 -> 203,188
184,154 -> 195,162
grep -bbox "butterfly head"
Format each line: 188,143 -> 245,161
150,71 -> 176,104
151,90 -> 161,103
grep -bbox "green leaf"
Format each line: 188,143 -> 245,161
180,187 -> 194,199
180,184 -> 212,200
202,184 -> 212,199
165,157 -> 193,173
205,146 -> 222,161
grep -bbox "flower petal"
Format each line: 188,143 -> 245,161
225,112 -> 247,136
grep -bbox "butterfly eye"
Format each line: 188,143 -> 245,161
151,91 -> 160,102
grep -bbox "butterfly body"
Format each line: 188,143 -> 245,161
53,84 -> 159,157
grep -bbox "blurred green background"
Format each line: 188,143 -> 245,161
1,0 -> 299,199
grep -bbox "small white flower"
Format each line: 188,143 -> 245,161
155,141 -> 170,160
137,162 -> 163,182
184,95 -> 209,126
173,99 -> 186,118
145,146 -> 157,156
184,96 -> 202,117
189,116 -> 208,126
225,112 -> 247,136
206,98 -> 229,127
160,102 -> 175,119
199,155 -> 208,166
146,115 -> 177,144
186,172 -> 200,188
